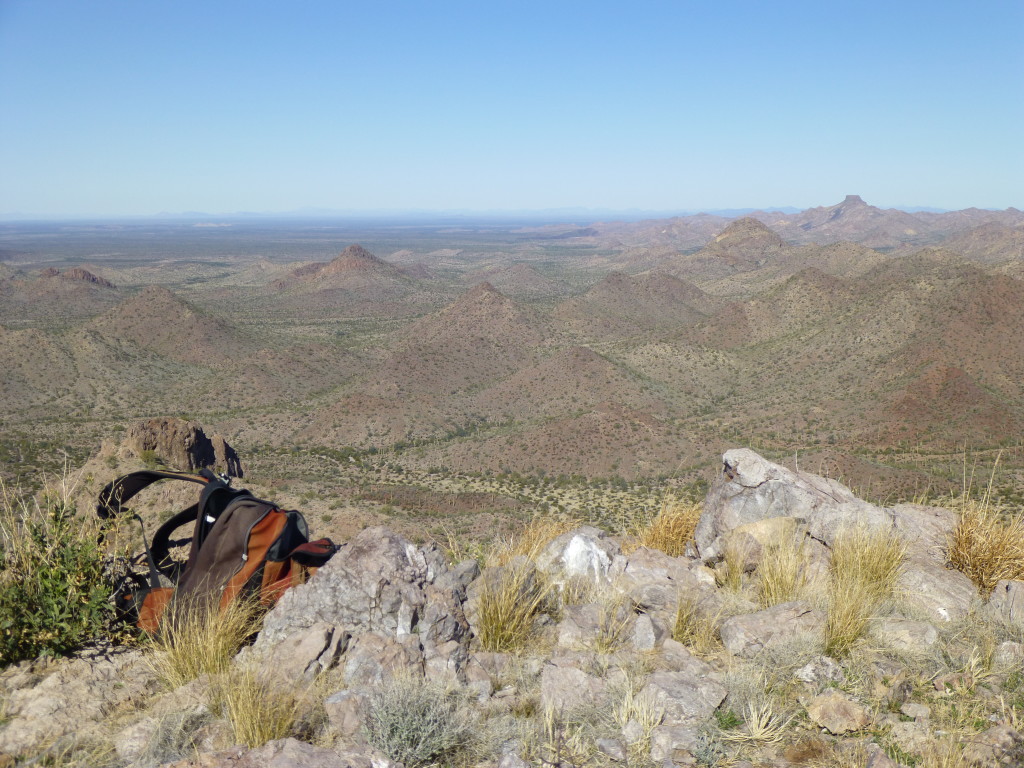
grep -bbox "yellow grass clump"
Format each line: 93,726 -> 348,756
475,561 -> 553,652
146,595 -> 265,689
756,536 -> 809,608
212,664 -> 306,748
487,515 -> 581,567
948,497 -> 1024,595
624,497 -> 701,557
672,595 -> 722,657
824,526 -> 906,657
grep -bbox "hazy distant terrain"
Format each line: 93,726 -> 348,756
3,196 -> 1024,515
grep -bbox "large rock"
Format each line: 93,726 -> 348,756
0,649 -> 158,758
898,560 -> 978,622
719,601 -> 825,658
697,449 -> 891,561
608,547 -> 713,618
639,668 -> 727,725
805,690 -> 869,734
254,527 -> 457,652
122,417 -> 243,477
535,527 -> 619,583
540,659 -> 608,711
985,580 -> 1024,626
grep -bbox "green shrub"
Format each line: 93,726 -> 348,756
364,677 -> 476,768
0,485 -> 112,663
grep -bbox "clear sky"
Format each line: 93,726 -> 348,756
1,0 -> 1021,217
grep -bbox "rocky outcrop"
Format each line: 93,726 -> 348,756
698,448 -> 892,561
122,417 -> 243,477
699,448 -> 982,622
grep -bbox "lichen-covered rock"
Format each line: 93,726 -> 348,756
805,690 -> 869,734
985,580 -> 1024,626
719,601 -> 825,658
343,631 -> 424,686
697,449 -> 891,561
255,527 -> 455,652
962,724 -> 1024,766
267,622 -> 349,681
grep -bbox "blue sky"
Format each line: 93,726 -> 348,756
1,1 -> 1021,217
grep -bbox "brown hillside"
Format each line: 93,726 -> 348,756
0,267 -> 122,325
363,283 -> 548,397
88,285 -> 254,366
940,222 -> 1024,265
699,217 -> 788,269
463,263 -> 571,299
554,271 -> 714,338
467,346 -> 669,420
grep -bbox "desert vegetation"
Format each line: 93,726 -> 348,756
2,204 -> 1024,765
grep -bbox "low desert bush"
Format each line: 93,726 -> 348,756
824,526 -> 905,656
475,560 -> 553,652
364,677 -> 477,768
756,536 -> 809,608
0,479 -> 113,663
146,595 -> 265,689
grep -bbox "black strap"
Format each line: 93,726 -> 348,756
96,469 -> 210,519
150,504 -> 201,581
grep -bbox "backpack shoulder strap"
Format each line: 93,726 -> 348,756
96,469 -> 211,519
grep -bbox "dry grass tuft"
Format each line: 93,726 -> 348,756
625,497 -> 702,557
948,497 -> 1024,595
476,561 -> 553,652
756,536 -> 809,608
487,515 -> 581,567
824,526 -> 906,657
146,595 -> 265,689
212,664 -> 306,748
715,538 -> 749,592
672,595 -> 722,657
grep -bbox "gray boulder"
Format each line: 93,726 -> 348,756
984,580 -> 1024,626
255,527 -> 458,652
640,668 -> 727,725
697,449 -> 892,561
720,600 -> 825,658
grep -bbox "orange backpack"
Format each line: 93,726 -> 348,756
98,469 -> 337,633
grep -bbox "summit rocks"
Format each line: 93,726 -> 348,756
121,417 -> 243,476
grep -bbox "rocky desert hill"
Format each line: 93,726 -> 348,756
2,447 -> 1023,768
2,201 -> 1024,501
